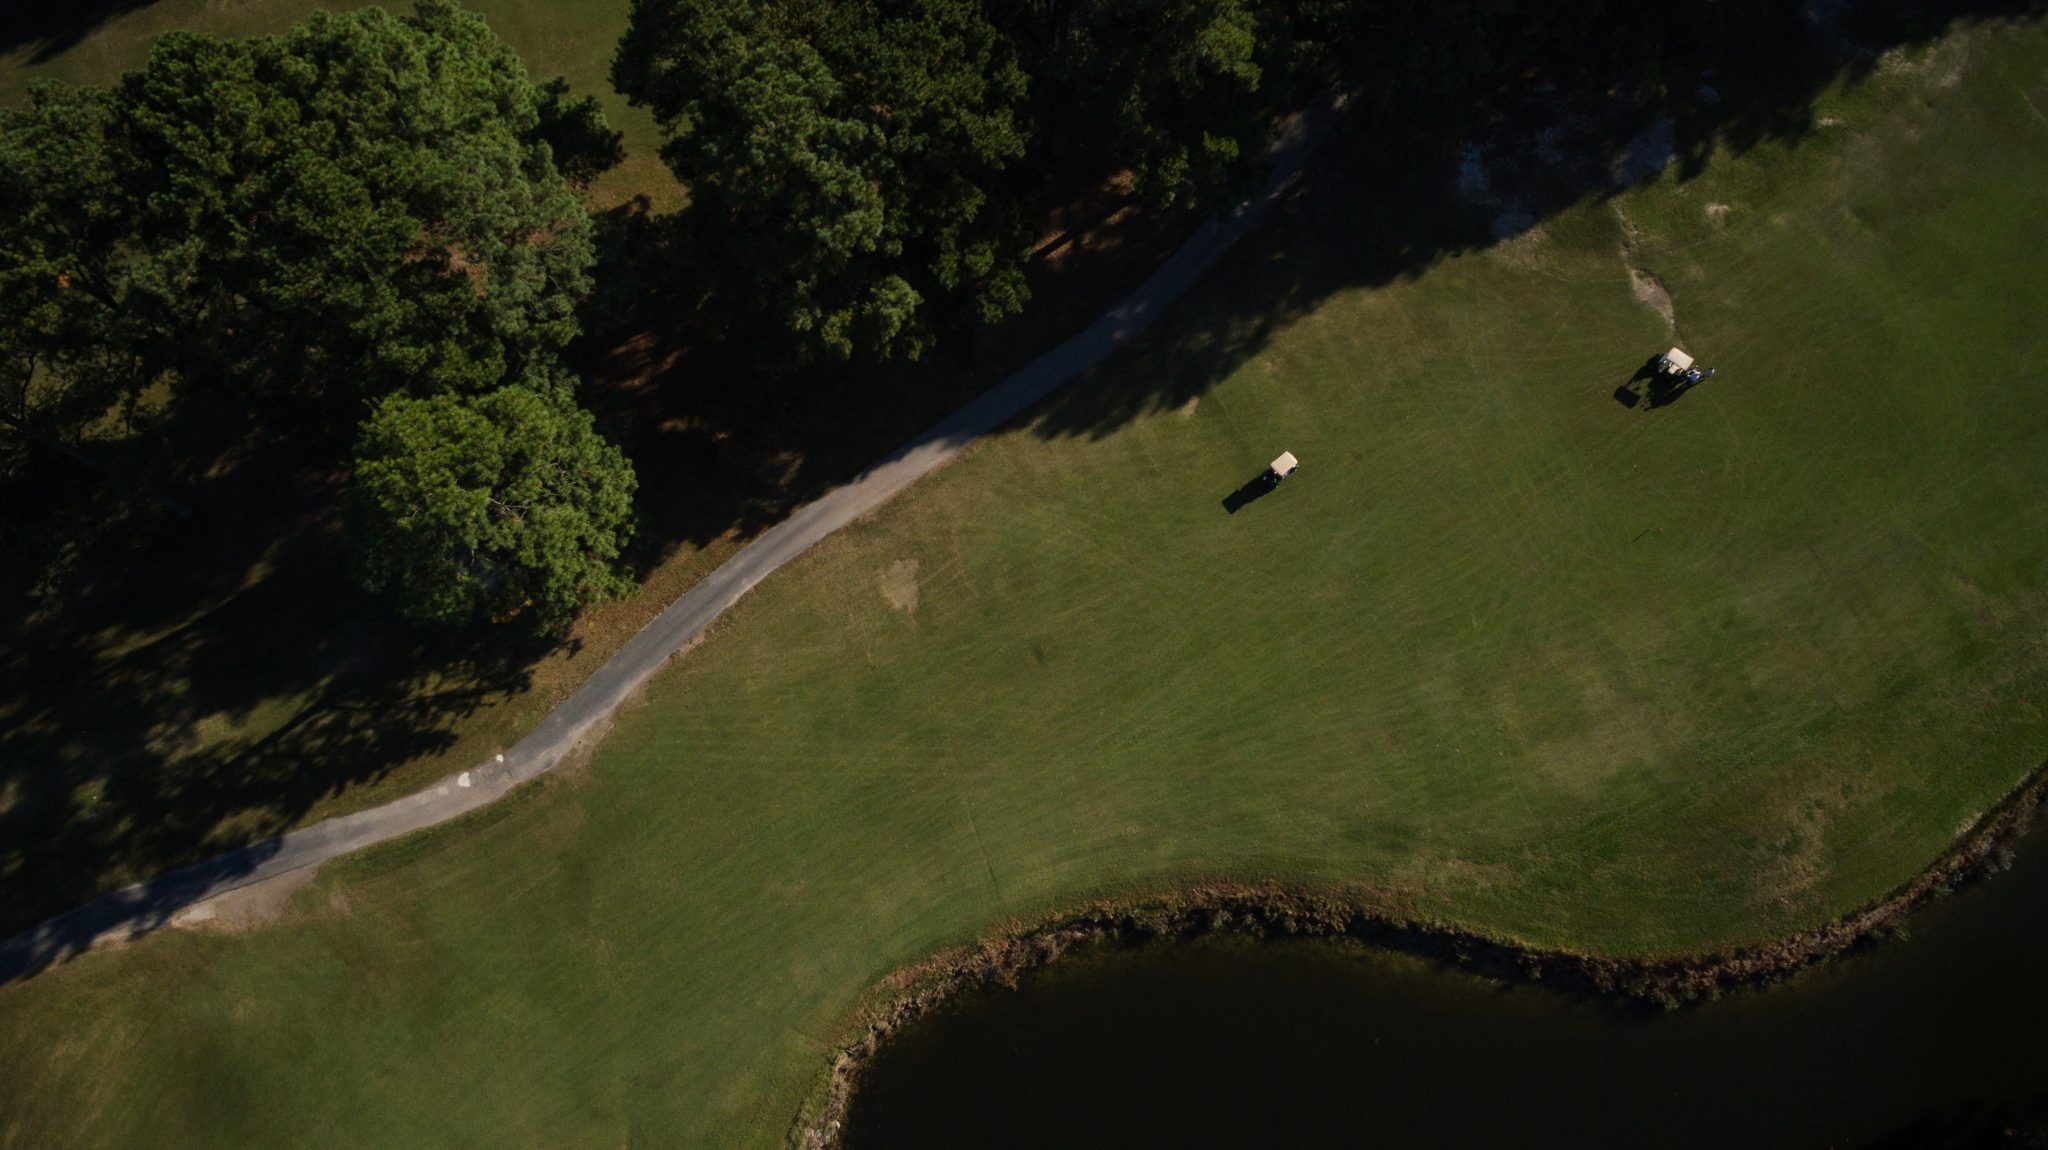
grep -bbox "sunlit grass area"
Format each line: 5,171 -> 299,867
1,17 -> 2045,1150
0,0 -> 1183,939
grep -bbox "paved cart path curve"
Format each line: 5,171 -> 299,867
0,97 -> 1340,985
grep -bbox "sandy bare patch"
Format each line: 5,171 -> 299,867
170,866 -> 320,935
1612,201 -> 1645,251
1491,225 -> 1550,268
1705,203 -> 1732,223
879,559 -> 921,615
1176,396 -> 1200,419
1629,266 -> 1677,328
1878,33 -> 1974,89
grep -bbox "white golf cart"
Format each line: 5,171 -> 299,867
1657,347 -> 1695,376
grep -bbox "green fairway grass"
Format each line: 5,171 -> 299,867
3,19 -> 2047,1149
0,0 -> 1199,941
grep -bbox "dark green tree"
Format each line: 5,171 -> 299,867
1,1 -> 621,427
534,76 -> 627,188
614,0 -> 1033,363
348,383 -> 637,629
0,83 -> 145,450
105,3 -> 599,405
0,1 -> 638,626
1007,0 -> 1273,210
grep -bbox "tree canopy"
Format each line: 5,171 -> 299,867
614,0 -> 1287,366
0,1 -> 636,627
1010,0 -> 1271,209
349,384 -> 637,628
0,83 -> 135,445
614,0 -> 1035,364
113,3 -> 596,403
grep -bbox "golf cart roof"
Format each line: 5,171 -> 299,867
1270,451 -> 1299,476
1663,347 -> 1695,371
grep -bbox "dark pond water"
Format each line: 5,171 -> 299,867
843,831 -> 2048,1149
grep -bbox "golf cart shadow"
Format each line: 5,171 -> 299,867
1222,475 -> 1277,514
1223,452 -> 1298,514
1613,351 -> 1710,409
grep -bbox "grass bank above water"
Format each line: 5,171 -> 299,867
2,17 -> 2047,1150
809,767 -> 2048,1145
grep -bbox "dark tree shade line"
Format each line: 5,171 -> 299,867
0,3 -> 633,629
610,0 -> 1279,364
3,0 -> 2002,628
0,0 -> 1290,630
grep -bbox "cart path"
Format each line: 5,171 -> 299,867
0,96 -> 1340,986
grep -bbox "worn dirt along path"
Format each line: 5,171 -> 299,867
0,98 -> 1340,985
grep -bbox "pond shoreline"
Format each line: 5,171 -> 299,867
797,761 -> 2048,1148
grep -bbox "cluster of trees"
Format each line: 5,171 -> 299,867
1,2 -> 634,628
608,0 -> 1810,367
607,0 -> 1852,369
2,0 -> 1817,629
2,0 -> 1301,631
611,0 -> 1288,364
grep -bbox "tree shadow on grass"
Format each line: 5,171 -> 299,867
1859,1093 -> 2048,1148
0,162 -> 1194,964
0,1 -> 166,64
3,0 -> 2043,976
0,437 -> 551,950
0,601 -> 538,978
576,167 -> 1202,580
1024,0 -> 2048,444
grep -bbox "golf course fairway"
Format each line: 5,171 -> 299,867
3,17 -> 2047,1149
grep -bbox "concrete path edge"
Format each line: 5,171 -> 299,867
0,96 -> 1340,985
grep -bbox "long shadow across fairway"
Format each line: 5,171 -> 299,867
0,105 -> 1331,981
0,1 -> 165,62
0,513 -> 551,934
1025,0 -> 2048,444
2,0 -> 2044,963
0,383 -> 553,939
0,149 -> 1202,946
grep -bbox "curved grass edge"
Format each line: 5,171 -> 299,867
793,759 -> 2048,1148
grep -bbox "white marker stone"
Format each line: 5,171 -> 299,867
457,772 -> 473,788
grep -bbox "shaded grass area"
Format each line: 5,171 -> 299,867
1,19 -> 2045,1148
0,170 -> 1190,940
0,0 -> 1199,943
0,0 -> 672,936
0,0 -> 2034,948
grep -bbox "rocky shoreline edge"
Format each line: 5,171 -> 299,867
794,761 -> 2048,1147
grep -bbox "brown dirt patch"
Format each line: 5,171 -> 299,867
1629,266 -> 1678,328
878,559 -> 921,615
169,865 -> 320,935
